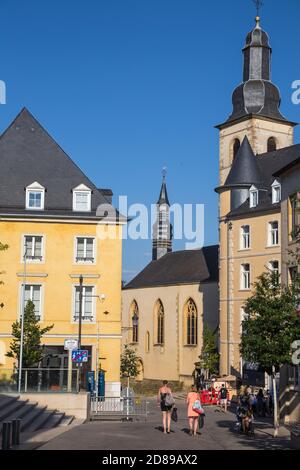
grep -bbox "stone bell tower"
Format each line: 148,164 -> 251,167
152,170 -> 172,261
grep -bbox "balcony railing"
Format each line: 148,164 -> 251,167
0,368 -> 79,393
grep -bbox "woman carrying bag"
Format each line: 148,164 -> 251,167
157,381 -> 175,434
186,385 -> 204,436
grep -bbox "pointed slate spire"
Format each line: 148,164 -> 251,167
224,136 -> 264,188
157,168 -> 170,206
152,169 -> 172,261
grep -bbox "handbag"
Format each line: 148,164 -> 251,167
192,399 -> 204,415
171,407 -> 178,422
165,393 -> 175,407
198,414 -> 205,429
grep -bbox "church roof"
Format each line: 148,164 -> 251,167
0,108 -> 121,221
123,245 -> 219,289
227,143 -> 300,218
157,175 -> 170,206
221,136 -> 265,190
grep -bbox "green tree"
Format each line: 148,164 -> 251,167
197,324 -> 219,378
0,241 -> 8,307
121,344 -> 140,389
6,300 -> 54,368
240,270 -> 300,436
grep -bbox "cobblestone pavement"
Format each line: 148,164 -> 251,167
38,398 -> 294,451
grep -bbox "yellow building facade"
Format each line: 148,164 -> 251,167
0,108 -> 124,396
216,17 -> 298,379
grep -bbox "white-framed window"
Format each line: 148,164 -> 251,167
23,235 -> 44,262
26,182 -> 45,210
249,185 -> 258,208
72,184 -> 91,212
272,180 -> 281,204
269,260 -> 279,276
268,221 -> 279,246
240,225 -> 250,250
22,284 -> 42,321
73,285 -> 95,322
240,264 -> 250,290
75,237 -> 95,263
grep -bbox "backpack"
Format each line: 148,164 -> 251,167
165,392 -> 175,407
220,388 -> 227,399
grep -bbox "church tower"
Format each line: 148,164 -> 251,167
152,171 -> 172,261
217,16 -> 297,377
217,16 -> 296,189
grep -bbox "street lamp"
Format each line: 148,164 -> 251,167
76,275 -> 106,392
18,242 -> 28,393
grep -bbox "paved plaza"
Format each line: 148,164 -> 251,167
35,398 -> 293,451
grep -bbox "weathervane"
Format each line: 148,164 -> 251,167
252,0 -> 263,17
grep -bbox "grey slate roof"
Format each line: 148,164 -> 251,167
0,108 -> 120,220
157,176 -> 170,206
221,136 -> 265,190
218,19 -> 294,128
123,245 -> 219,290
227,143 -> 300,218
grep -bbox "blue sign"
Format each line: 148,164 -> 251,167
87,371 -> 95,393
72,349 -> 88,363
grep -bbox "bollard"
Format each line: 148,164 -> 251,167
1,421 -> 12,450
12,419 -> 21,446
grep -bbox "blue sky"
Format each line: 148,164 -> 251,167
0,0 -> 300,281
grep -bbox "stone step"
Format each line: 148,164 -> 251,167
25,409 -> 56,433
0,398 -> 29,423
0,402 -> 38,425
20,405 -> 48,431
0,395 -> 19,412
39,412 -> 65,429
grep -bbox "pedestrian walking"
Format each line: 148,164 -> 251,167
256,388 -> 265,417
219,383 -> 228,412
187,385 -> 203,436
157,380 -> 174,434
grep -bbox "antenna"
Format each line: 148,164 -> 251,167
252,0 -> 263,17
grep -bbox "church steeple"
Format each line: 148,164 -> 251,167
152,170 -> 172,261
226,17 -> 287,124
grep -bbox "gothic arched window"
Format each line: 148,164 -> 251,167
267,137 -> 277,153
233,139 -> 241,160
155,300 -> 165,345
130,300 -> 139,343
185,298 -> 198,345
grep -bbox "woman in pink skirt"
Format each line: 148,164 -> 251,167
186,385 -> 201,436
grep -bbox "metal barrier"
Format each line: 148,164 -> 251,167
90,396 -> 149,421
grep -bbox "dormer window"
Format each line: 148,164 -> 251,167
249,185 -> 258,208
73,184 -> 92,212
272,180 -> 281,204
26,182 -> 45,210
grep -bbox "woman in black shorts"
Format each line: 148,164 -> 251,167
157,380 -> 174,434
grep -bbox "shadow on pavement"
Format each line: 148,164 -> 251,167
216,420 -> 293,450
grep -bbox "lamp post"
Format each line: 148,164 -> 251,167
76,277 -> 106,393
18,242 -> 28,393
77,275 -> 84,392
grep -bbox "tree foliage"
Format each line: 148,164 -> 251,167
197,324 -> 219,376
240,270 -> 300,374
120,344 -> 140,379
6,300 -> 54,368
